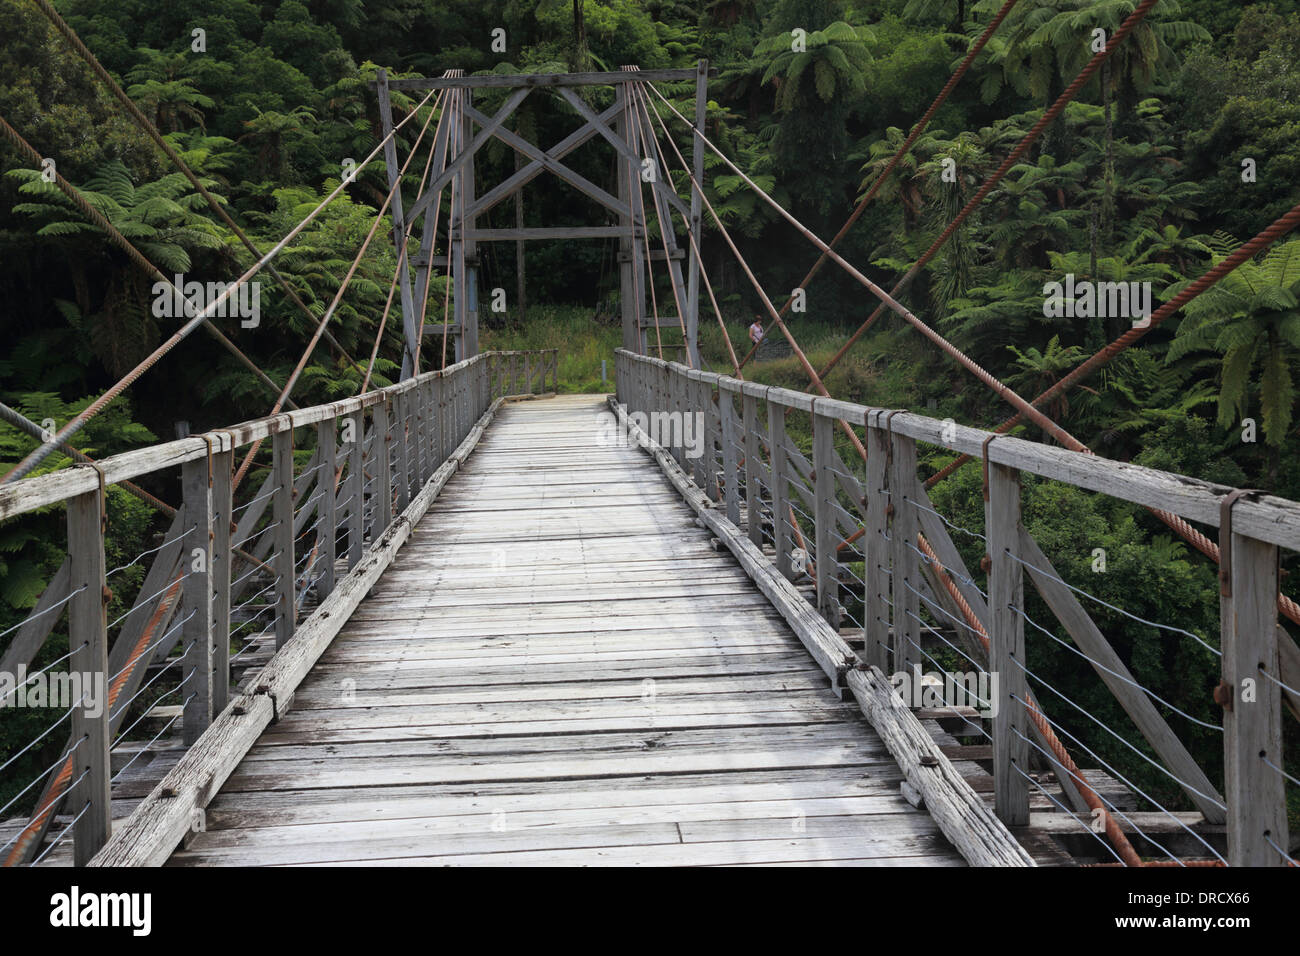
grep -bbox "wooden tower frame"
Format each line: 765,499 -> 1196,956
372,62 -> 711,377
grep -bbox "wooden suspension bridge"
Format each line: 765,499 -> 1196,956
0,51 -> 1298,868
0,345 -> 1295,866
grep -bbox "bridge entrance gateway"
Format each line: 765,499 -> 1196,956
2,9 -> 1299,875
373,65 -> 710,375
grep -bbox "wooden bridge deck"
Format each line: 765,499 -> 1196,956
167,395 -> 964,866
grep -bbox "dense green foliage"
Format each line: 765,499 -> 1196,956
1,0 -> 1298,839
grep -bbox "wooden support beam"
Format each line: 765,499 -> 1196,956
465,103 -> 621,220
768,399 -> 792,581
346,417 -> 364,568
316,420 -> 337,597
374,69 -> 420,379
271,428 -> 295,651
813,407 -> 840,628
558,86 -> 691,223
408,87 -> 531,222
685,59 -> 707,368
67,488 -> 110,866
864,422 -> 891,672
742,391 -> 762,550
986,461 -> 1029,826
889,430 -> 920,673
1019,529 -> 1225,823
378,68 -> 706,90
718,388 -> 741,525
373,400 -> 393,534
210,447 -> 232,713
180,455 -> 213,745
463,103 -> 631,221
466,226 -> 631,241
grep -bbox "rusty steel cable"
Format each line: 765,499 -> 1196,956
814,0 -> 1161,383
232,90 -> 445,491
30,0 -> 364,372
736,0 -> 1024,371
927,200 -> 1300,487
915,533 -> 1144,865
0,111 -> 299,479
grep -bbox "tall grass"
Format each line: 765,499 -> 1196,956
480,305 -> 620,393
480,303 -> 939,418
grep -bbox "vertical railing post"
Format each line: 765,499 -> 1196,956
812,405 -> 840,629
413,380 -> 427,487
375,398 -> 394,531
316,419 -> 338,596
743,390 -> 759,548
699,374 -> 718,500
424,377 -> 438,480
210,443 -> 233,713
863,416 -> 891,672
524,352 -> 531,396
718,383 -> 741,524
180,454 -> 213,744
432,374 -> 445,465
394,389 -> 412,513
346,413 -> 364,568
271,425 -> 296,650
453,368 -> 464,442
66,487 -> 110,866
888,429 -> 919,674
1221,525 -> 1287,865
986,459 -> 1030,825
768,399 -> 791,581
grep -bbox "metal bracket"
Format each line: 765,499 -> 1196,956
880,409 -> 905,468
77,461 -> 109,533
1218,488 -> 1261,598
981,433 -> 1001,503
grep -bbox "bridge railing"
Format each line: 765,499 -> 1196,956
616,348 -> 1299,867
0,348 -> 556,866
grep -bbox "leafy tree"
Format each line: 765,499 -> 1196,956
753,0 -> 873,216
1166,237 -> 1300,460
8,161 -> 227,375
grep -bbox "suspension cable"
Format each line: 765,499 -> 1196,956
0,93 -> 434,485
735,0 -> 1024,370
231,88 -> 445,490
